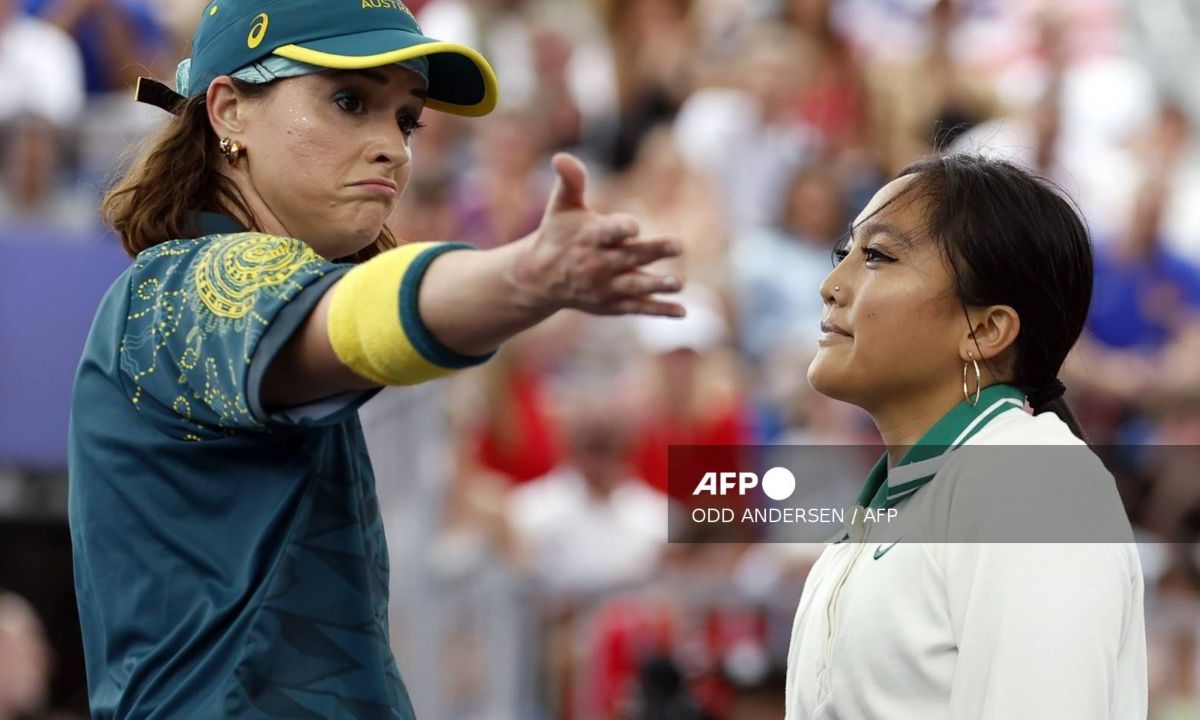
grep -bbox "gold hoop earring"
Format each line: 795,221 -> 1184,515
962,353 -> 981,406
220,137 -> 243,166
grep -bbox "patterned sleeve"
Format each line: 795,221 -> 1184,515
119,233 -> 364,438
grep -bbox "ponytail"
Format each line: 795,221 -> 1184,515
1030,395 -> 1089,444
893,155 -> 1096,445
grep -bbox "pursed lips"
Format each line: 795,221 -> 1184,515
350,178 -> 398,198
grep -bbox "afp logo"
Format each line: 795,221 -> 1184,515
693,467 -> 796,501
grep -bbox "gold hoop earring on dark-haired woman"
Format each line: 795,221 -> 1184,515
220,137 -> 243,166
962,352 -> 981,406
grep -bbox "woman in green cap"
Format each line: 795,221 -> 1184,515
69,1 -> 684,717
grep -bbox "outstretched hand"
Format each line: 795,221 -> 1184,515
506,153 -> 686,318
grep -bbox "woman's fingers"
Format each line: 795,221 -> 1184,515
600,298 -> 688,318
592,237 -> 686,279
608,270 -> 682,298
601,236 -> 683,274
586,213 -> 642,248
545,152 -> 590,214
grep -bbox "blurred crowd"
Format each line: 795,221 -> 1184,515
3,0 -> 1200,718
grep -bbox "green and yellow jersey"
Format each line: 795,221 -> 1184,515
68,213 -> 485,719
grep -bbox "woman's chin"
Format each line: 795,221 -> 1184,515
806,355 -> 848,402
339,222 -> 386,255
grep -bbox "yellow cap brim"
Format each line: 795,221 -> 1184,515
274,37 -> 498,117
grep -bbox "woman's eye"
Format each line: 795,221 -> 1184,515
335,92 -> 365,114
831,247 -> 850,267
398,115 -> 426,138
862,246 -> 894,263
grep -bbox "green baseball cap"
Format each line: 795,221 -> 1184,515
136,0 -> 498,117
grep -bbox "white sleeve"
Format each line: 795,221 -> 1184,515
942,542 -> 1145,719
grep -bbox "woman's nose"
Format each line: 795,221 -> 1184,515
819,267 -> 846,305
369,128 -> 412,169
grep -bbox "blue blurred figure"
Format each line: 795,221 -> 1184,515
23,0 -> 171,93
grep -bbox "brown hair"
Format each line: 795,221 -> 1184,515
102,80 -> 397,262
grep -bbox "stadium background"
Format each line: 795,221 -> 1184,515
2,0 -> 1199,717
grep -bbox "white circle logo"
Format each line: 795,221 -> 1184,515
761,466 -> 796,501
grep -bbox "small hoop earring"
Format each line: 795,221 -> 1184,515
220,137 -> 243,166
962,353 -> 981,406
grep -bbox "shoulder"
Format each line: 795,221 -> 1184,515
129,233 -> 334,318
133,233 -> 321,270
937,409 -> 1132,542
965,407 -> 1086,447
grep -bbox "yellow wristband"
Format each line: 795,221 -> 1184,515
327,242 -> 494,386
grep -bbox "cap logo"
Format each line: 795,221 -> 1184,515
361,0 -> 414,18
247,12 -> 269,49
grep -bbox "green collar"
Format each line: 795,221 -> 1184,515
855,383 -> 1026,512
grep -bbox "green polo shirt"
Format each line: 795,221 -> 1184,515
68,214 -> 484,719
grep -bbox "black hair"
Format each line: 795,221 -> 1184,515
847,154 -> 1094,441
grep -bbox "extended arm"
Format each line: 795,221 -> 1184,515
261,153 -> 684,411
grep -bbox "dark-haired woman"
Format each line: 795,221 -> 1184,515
785,155 -> 1146,719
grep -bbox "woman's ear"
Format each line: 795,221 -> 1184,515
960,304 -> 1020,362
206,76 -> 245,138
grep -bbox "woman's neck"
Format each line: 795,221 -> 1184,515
869,382 -> 965,468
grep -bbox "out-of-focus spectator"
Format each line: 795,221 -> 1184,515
1067,107 -> 1200,439
528,23 -> 585,150
23,0 -> 172,94
456,108 -> 551,248
674,25 -> 822,231
0,592 -> 52,720
470,337 -> 565,485
0,0 -> 89,228
865,0 -> 1001,175
593,0 -> 696,169
419,0 -> 539,105
778,0 -> 869,155
1087,187 -> 1200,355
507,389 -> 668,596
731,161 -> 846,362
1147,545 -> 1200,719
629,286 -> 753,501
610,124 -> 727,291
0,0 -> 83,126
627,655 -> 706,720
1130,393 -> 1200,543
0,114 -> 97,230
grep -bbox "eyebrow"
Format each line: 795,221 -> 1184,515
328,69 -> 427,98
848,220 -> 915,249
